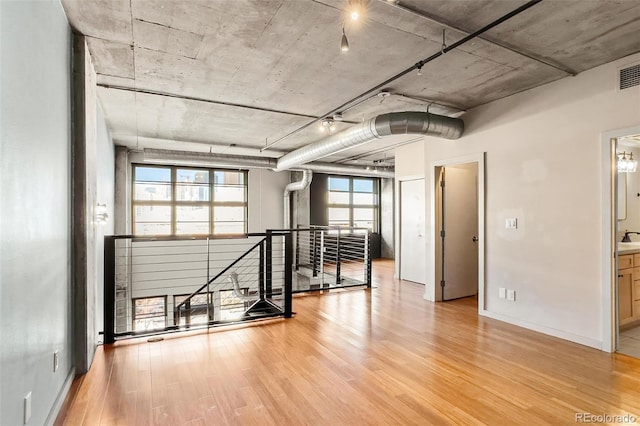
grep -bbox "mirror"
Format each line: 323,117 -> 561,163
618,172 -> 627,220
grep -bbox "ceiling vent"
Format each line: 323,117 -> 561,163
619,63 -> 640,90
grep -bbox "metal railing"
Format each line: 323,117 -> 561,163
103,230 -> 292,343
103,226 -> 371,342
293,225 -> 372,293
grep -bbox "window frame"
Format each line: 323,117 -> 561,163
132,164 -> 248,236
327,176 -> 379,232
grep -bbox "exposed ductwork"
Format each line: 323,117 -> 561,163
143,149 -> 393,178
283,170 -> 312,229
274,111 -> 464,172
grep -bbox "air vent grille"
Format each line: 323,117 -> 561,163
620,64 -> 640,90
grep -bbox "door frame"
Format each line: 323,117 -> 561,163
396,175 -> 426,283
601,124 -> 640,353
428,153 -> 485,312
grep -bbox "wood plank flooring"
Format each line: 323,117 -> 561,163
57,259 -> 640,425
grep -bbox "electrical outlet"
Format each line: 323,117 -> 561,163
498,288 -> 506,299
53,350 -> 59,372
24,392 -> 31,424
506,218 -> 518,229
507,289 -> 516,301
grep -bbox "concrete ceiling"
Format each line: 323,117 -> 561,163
61,0 -> 640,167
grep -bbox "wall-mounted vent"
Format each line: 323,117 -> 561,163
620,63 -> 640,90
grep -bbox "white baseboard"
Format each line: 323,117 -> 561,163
45,367 -> 76,426
479,309 -> 603,350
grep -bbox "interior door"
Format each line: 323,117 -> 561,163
400,179 -> 426,284
442,164 -> 478,300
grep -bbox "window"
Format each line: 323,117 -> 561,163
133,165 -> 248,236
132,296 -> 166,331
174,294 -> 211,325
327,176 -> 378,231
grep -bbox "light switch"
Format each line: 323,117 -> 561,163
499,288 -> 506,299
507,289 -> 516,301
506,218 -> 518,229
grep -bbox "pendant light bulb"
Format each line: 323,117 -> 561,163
341,27 -> 349,52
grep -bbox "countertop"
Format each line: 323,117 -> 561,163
618,242 -> 640,254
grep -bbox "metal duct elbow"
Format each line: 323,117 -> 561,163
284,170 -> 313,229
274,111 -> 463,171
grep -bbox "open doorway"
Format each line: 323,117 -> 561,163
428,153 -> 485,310
615,133 -> 640,358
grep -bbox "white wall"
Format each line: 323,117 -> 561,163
95,103 -> 115,337
396,53 -> 640,349
0,1 -> 74,424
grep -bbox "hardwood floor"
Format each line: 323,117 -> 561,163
57,259 -> 640,425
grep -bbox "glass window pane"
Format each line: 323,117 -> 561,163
176,169 -> 209,183
176,205 -> 209,234
134,205 -> 171,235
353,221 -> 374,231
214,206 -> 244,222
328,207 -> 350,226
353,193 -> 374,205
134,182 -> 172,201
213,222 -> 245,235
176,184 -> 210,201
214,185 -> 245,202
214,171 -> 244,185
353,179 -> 374,193
328,177 -> 349,191
354,208 -> 374,221
135,167 -> 171,182
176,222 -> 210,234
328,191 -> 349,204
133,297 -> 165,331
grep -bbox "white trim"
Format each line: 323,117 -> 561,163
427,152 -> 486,313
45,367 -> 76,426
601,124 -> 640,353
480,311 -> 602,350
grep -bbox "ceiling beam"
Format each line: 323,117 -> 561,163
96,83 -> 361,123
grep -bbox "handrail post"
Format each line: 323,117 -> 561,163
104,236 -> 115,344
335,228 -> 341,286
320,230 -> 325,282
284,231 -> 293,318
206,236 -> 211,325
295,224 -> 300,271
266,230 -> 273,298
259,239 -> 265,300
312,227 -> 318,277
365,231 -> 372,288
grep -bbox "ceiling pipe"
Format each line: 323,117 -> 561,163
274,111 -> 463,172
261,0 -> 542,152
283,170 -> 313,229
143,149 -> 393,178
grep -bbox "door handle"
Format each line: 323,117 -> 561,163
472,236 -> 479,242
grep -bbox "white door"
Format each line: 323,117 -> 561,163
442,164 -> 478,300
400,179 -> 426,284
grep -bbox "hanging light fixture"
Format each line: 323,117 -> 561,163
348,0 -> 361,20
341,26 -> 349,52
617,151 -> 638,173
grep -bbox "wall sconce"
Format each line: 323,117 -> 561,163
618,151 -> 638,173
96,203 -> 109,224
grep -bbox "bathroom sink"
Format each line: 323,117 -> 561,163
618,242 -> 640,253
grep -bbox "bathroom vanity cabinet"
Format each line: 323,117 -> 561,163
618,253 -> 640,326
